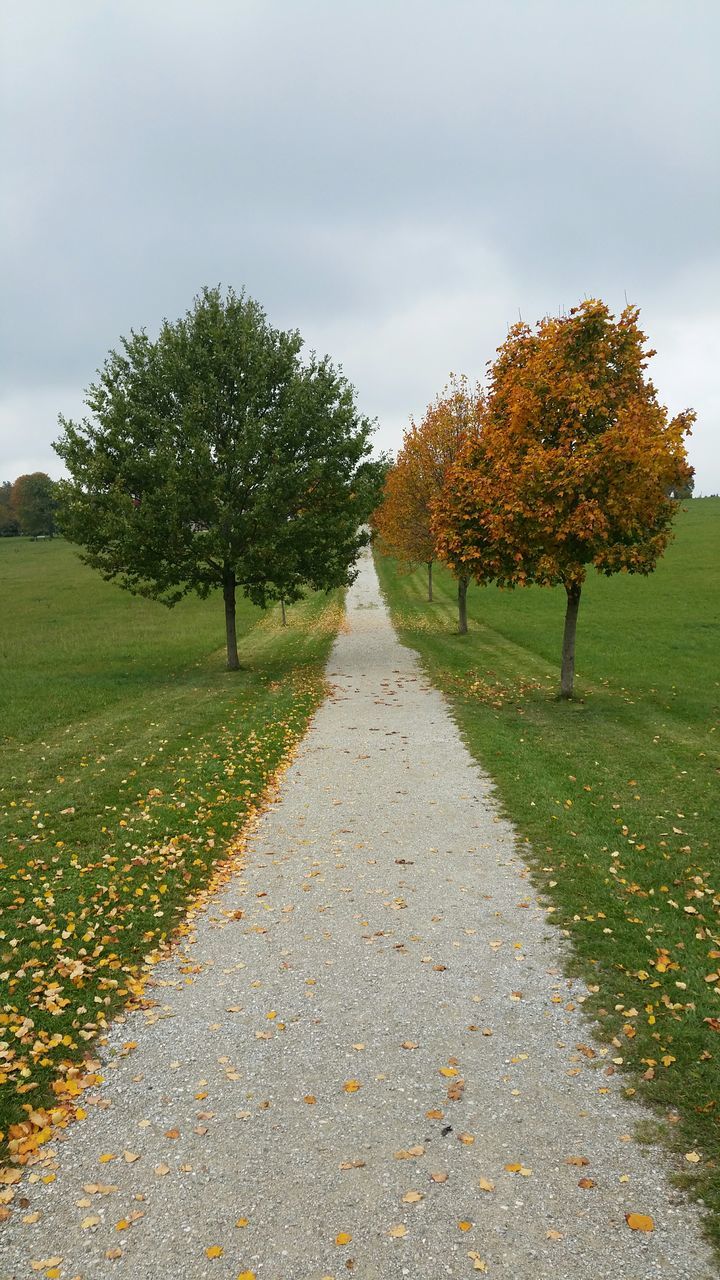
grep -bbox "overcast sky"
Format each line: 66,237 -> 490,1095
2,0 -> 718,490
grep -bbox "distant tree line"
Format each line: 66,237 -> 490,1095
0,472 -> 57,538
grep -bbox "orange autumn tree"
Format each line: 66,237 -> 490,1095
375,376 -> 483,630
434,300 -> 694,696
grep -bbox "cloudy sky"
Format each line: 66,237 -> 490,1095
2,0 -> 718,490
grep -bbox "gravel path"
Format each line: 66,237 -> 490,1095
0,550 -> 714,1280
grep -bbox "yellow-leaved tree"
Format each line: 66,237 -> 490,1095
374,376 -> 483,631
434,300 -> 694,696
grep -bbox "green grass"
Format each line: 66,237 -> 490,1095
375,498 -> 720,1245
0,539 -> 342,1156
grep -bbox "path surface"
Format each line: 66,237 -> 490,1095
0,551 -> 714,1280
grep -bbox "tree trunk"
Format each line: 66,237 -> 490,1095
280,596 -> 287,626
560,582 -> 581,699
427,561 -> 433,602
457,574 -> 469,635
223,567 -> 240,670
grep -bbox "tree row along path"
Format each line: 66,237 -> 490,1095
0,552 -> 713,1280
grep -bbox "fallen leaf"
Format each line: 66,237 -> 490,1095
165,1129 -> 180,1139
565,1156 -> 589,1166
395,1145 -> 424,1159
339,1160 -> 366,1170
402,1190 -> 423,1203
401,1041 -> 419,1050
458,1220 -> 473,1231
388,1224 -> 407,1238
426,1109 -> 443,1120
430,1171 -> 448,1183
335,1232 -> 352,1246
625,1213 -> 654,1232
235,1218 -> 249,1228
578,1177 -> 596,1190
546,1229 -> 564,1240
458,1133 -> 475,1145
478,1177 -> 495,1193
467,1253 -> 488,1273
439,1067 -> 458,1078
81,1215 -> 100,1229
304,1095 -> 317,1105
98,1153 -> 116,1164
343,1080 -> 360,1093
685,1151 -> 701,1164
123,1151 -> 140,1164
154,1164 -> 170,1177
206,1246 -> 224,1259
236,1272 -> 256,1280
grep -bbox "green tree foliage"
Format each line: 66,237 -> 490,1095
0,482 -> 20,536
10,472 -> 56,537
54,287 -> 374,668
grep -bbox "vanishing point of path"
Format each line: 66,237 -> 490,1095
0,552 -> 714,1280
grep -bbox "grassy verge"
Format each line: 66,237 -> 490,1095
375,498 -> 720,1246
0,539 -> 342,1162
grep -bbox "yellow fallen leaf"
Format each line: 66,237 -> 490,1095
439,1067 -> 458,1078
206,1246 -> 224,1259
235,1217 -> 249,1228
578,1177 -> 596,1189
81,1215 -> 100,1229
335,1232 -> 352,1245
458,1220 -> 473,1232
467,1254 -> 488,1273
236,1273 -> 256,1280
402,1190 -> 423,1203
458,1132 -> 475,1145
478,1177 -> 495,1193
625,1212 -> 654,1232
98,1153 -> 116,1164
304,1095 -> 317,1105
23,1212 -> 41,1224
115,1219 -> 130,1231
546,1229 -> 564,1240
388,1224 -> 407,1237
401,1041 -> 419,1050
343,1080 -> 360,1093
426,1109 -> 443,1120
685,1151 -> 701,1164
106,1249 -> 123,1260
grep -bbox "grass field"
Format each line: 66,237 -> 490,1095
375,498 -> 720,1245
0,539 -> 342,1159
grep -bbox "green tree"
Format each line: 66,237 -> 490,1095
0,482 -> 20,536
55,287 -> 374,668
10,472 -> 56,537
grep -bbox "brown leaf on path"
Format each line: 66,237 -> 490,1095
304,1095 -> 317,1105
578,1178 -> 596,1189
402,1190 -> 423,1203
164,1129 -> 180,1139
426,1109 -> 443,1119
106,1250 -> 123,1261
478,1177 -> 495,1192
565,1156 -> 589,1166
430,1171 -> 448,1183
335,1232 -> 352,1245
625,1213 -> 654,1232
154,1164 -> 170,1177
389,1224 -> 408,1237
546,1229 -> 564,1240
401,1041 -> 419,1050
123,1151 -> 140,1163
458,1132 -> 475,1145
395,1145 -> 424,1159
339,1160 -> 366,1170
343,1080 -> 361,1093
467,1253 -> 488,1273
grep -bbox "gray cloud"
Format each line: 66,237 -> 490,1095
2,0 -> 718,488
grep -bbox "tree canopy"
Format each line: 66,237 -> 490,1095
55,287 -> 376,668
9,473 -> 56,538
434,300 -> 694,696
374,375 -> 483,625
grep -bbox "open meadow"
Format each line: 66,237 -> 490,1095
376,498 -> 720,1243
0,539 -> 342,1152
